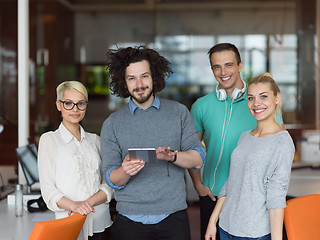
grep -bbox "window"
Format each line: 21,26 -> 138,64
155,34 -> 297,123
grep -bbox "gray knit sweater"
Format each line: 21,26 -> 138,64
218,130 -> 295,238
101,98 -> 204,215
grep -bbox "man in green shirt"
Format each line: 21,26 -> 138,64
188,43 -> 284,240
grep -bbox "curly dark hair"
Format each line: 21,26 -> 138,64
106,46 -> 173,98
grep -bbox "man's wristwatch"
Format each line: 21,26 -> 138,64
170,153 -> 177,163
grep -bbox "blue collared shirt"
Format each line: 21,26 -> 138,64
128,95 -> 161,115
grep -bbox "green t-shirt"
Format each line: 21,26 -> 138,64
191,90 -> 258,196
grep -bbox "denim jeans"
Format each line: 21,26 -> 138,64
219,227 -> 271,240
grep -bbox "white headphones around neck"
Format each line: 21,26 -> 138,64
216,79 -> 246,101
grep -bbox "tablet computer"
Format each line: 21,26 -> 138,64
128,148 -> 157,163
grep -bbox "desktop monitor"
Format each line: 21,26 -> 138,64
15,144 -> 39,191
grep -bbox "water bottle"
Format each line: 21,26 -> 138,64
15,184 -> 23,217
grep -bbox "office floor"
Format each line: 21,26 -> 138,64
187,202 -> 201,240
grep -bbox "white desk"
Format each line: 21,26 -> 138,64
0,199 -> 54,240
287,167 -> 320,197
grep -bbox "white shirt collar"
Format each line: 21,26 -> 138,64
59,122 -> 86,143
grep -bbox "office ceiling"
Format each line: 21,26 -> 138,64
68,0 -> 145,4
62,0 -> 294,11
68,0 -> 287,3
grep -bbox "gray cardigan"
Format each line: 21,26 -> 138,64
219,130 -> 295,238
101,98 -> 204,215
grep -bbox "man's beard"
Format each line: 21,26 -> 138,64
131,87 -> 153,104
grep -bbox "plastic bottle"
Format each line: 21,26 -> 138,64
15,184 -> 23,217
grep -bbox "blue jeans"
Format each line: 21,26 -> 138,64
219,227 -> 271,240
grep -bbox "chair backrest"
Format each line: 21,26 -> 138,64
29,213 -> 87,240
284,194 -> 320,240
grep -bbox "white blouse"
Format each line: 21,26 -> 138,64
38,123 -> 113,240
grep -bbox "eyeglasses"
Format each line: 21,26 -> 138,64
59,100 -> 88,111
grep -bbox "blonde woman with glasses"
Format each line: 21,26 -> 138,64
38,81 -> 113,240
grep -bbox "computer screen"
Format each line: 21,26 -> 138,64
15,144 -> 39,187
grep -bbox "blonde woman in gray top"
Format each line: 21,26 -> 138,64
205,73 -> 295,240
38,81 -> 113,240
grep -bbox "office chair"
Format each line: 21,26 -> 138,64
29,213 -> 87,240
284,194 -> 320,240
